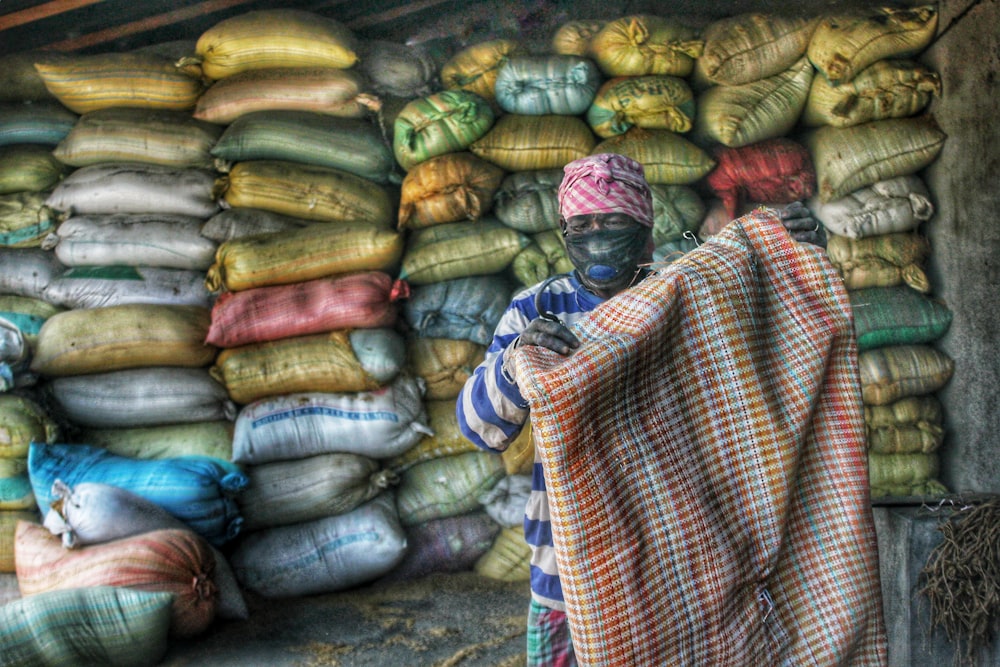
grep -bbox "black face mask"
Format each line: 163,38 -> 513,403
563,226 -> 650,289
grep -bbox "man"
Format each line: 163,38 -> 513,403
456,153 -> 822,666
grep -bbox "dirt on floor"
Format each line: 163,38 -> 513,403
159,572 -> 531,667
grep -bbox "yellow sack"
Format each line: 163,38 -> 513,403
867,422 -> 943,455
0,394 -> 59,460
469,114 -> 596,172
399,220 -> 531,285
587,75 -> 695,138
808,6 -> 938,84
221,160 -> 393,227
406,337 -> 486,400
193,67 -> 378,125
802,59 -> 941,128
551,20 -> 608,57
864,395 -> 942,430
512,231 -> 574,287
386,398 -> 482,472
695,57 -> 814,148
440,39 -> 521,104
475,525 -> 531,581
205,221 -> 403,292
695,13 -> 819,86
588,15 -> 703,77
0,145 -> 67,195
805,115 -> 946,202
827,232 -> 931,292
868,452 -> 940,494
0,192 -> 58,249
501,425 -> 535,476
194,9 -> 358,80
31,304 -> 215,377
593,128 -> 716,185
398,152 -> 505,229
34,53 -> 206,114
858,344 -> 954,406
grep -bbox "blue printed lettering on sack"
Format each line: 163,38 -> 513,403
252,405 -> 400,429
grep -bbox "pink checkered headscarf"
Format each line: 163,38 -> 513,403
558,153 -> 654,228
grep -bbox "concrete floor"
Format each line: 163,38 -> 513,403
159,572 -> 531,667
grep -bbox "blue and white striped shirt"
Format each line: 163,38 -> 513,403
457,271 -> 608,611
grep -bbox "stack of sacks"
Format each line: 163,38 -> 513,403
189,11 -> 431,594
802,6 -> 951,497
0,394 -> 58,594
0,248 -> 64,391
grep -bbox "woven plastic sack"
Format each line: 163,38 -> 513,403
82,421 -> 233,462
495,55 -> 602,116
28,442 -> 247,546
0,51 -> 71,103
695,57 -> 814,148
407,338 -> 486,401
206,271 -> 404,348
478,473 -> 532,528
695,13 -> 818,86
193,67 -> 378,124
200,207 -> 313,243
0,248 -> 63,300
239,453 -> 393,531
43,266 -> 213,310
0,394 -> 58,461
44,163 -> 221,218
0,103 -> 76,147
807,115 -> 946,203
0,192 -> 58,248
48,367 -> 236,428
807,6 -> 938,85
493,169 -> 562,234
398,152 -> 505,229
31,304 -> 215,377
868,452 -> 941,496
0,296 -> 62,350
650,184 -> 705,246
399,219 -> 531,285
53,107 -> 221,169
393,90 -> 495,171
38,481 -> 247,621
213,328 -> 406,405
33,52 -> 206,114
2,511 -> 37,572
212,111 -> 395,184
231,373 -> 429,464
588,15 -> 703,77
592,128 -> 716,185
867,420 -> 943,455
587,75 -> 695,138
474,525 -> 531,581
803,59 -> 941,128
43,214 -> 217,270
193,9 -> 358,80
205,222 -> 403,292
382,512 -> 500,582
469,113 -> 596,172
827,231 -> 931,292
0,145 -> 66,194
0,586 -> 173,667
15,522 -> 217,638
356,39 -> 439,98
396,451 -> 506,526
865,395 -> 942,430
810,175 -> 934,239
0,475 -> 34,511
386,396 -> 483,472
512,232 -> 574,287
858,344 -> 954,406
551,20 -> 607,57
441,39 -> 521,104
230,492 -> 406,598
849,286 -> 952,350
706,138 -> 816,218
402,274 -> 512,345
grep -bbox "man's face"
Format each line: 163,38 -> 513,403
560,212 -> 651,298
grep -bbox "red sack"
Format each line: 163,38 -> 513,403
206,271 -> 409,348
706,138 -> 816,219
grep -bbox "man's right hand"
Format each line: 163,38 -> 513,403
516,318 -> 581,356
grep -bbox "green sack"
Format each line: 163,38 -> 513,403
394,90 -> 495,171
400,219 -> 531,285
850,286 -> 952,350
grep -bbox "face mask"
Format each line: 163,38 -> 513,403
563,226 -> 650,289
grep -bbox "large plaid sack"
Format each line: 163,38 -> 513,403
512,209 -> 886,666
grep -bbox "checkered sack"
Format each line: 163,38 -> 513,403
512,209 -> 887,665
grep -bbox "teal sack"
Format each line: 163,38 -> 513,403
495,55 -> 602,116
851,286 -> 952,350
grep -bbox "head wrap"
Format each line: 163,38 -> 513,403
557,153 -> 654,228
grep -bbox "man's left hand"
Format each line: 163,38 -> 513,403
778,201 -> 827,248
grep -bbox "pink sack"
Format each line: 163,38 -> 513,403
206,271 -> 409,348
706,138 -> 816,219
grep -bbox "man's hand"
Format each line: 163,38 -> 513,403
516,318 -> 580,356
779,201 -> 827,248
